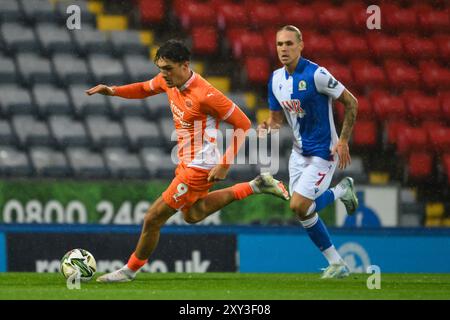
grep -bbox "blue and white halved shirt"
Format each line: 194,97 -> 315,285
268,57 -> 345,161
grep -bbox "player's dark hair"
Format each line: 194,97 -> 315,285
277,25 -> 303,42
154,39 -> 191,63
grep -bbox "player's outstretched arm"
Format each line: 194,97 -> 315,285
332,89 -> 358,170
257,110 -> 284,138
85,84 -> 115,96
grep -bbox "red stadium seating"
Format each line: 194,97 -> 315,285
345,1 -> 368,31
401,34 -> 438,61
179,2 -> 216,29
419,62 -> 450,90
138,0 -> 165,24
371,90 -> 407,121
228,30 -> 267,59
385,120 -> 409,145
336,96 -> 371,122
433,34 -> 450,61
366,33 -> 403,60
277,4 -> 317,30
216,2 -> 248,30
262,28 -> 278,60
383,6 -> 417,32
331,32 -> 370,59
443,154 -> 450,184
428,127 -> 450,154
352,120 -> 378,147
418,10 -> 450,33
404,92 -> 441,122
324,62 -> 354,89
245,57 -> 270,85
302,32 -> 335,59
246,2 -> 282,29
396,126 -> 429,156
190,26 -> 218,55
318,7 -> 352,31
439,91 -> 450,120
384,60 -> 419,90
407,152 -> 433,180
350,59 -> 386,90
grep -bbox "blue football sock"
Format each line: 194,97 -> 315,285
314,189 -> 335,212
301,214 -> 333,252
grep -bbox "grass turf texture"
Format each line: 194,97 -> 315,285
0,273 -> 449,300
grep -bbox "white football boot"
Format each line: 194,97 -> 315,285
250,172 -> 290,200
96,266 -> 136,283
337,177 -> 359,215
320,260 -> 350,279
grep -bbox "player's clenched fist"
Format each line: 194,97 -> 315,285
85,84 -> 115,96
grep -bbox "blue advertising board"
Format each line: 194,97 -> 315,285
239,230 -> 450,273
0,233 -> 6,272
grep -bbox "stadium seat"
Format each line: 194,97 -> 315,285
383,6 -> 417,32
123,54 -> 159,82
229,30 -> 267,59
143,93 -> 171,119
20,0 -> 57,22
216,2 -> 248,30
107,95 -> 145,118
302,32 -> 335,59
11,115 -> 53,147
396,126 -> 428,156
336,96 -> 371,122
439,91 -> 450,121
0,0 -> 24,23
401,34 -> 438,61
244,57 -> 270,85
179,2 -> 216,30
32,85 -> 72,116
122,117 -> 163,149
324,63 -> 354,89
103,147 -> 147,179
433,34 -> 450,61
0,54 -> 18,83
140,147 -> 176,179
366,33 -> 404,60
88,54 -> 126,84
29,146 -> 71,177
16,53 -> 55,85
85,116 -> 127,148
110,30 -> 149,57
246,2 -> 282,29
407,152 -> 433,180
48,115 -> 89,148
261,28 -> 278,59
138,0 -> 165,24
0,85 -> 34,116
352,120 -> 378,147
69,84 -> 110,117
346,1 -> 369,31
419,62 -> 450,90
277,4 -> 316,30
318,7 -> 352,31
350,59 -> 386,90
384,60 -> 419,90
0,119 -> 16,146
72,25 -> 112,56
0,23 -> 39,53
428,127 -> 450,154
331,32 -> 369,59
66,147 -> 109,178
36,23 -> 75,55
384,120 -> 409,146
190,26 -> 218,55
418,10 -> 449,33
0,146 -> 32,177
404,92 -> 441,122
52,54 -> 91,85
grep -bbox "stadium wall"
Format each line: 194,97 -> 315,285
0,225 -> 449,273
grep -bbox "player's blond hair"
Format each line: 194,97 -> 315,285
277,25 -> 303,42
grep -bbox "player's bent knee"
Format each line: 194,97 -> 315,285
290,198 -> 312,219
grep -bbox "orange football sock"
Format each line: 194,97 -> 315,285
127,252 -> 148,272
232,182 -> 254,200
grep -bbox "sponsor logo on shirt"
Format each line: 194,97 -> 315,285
281,99 -> 306,118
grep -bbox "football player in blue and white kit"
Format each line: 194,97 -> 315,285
258,25 -> 359,279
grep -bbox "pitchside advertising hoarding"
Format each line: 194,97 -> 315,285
4,233 -> 236,273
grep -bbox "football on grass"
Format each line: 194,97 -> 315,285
60,248 -> 96,282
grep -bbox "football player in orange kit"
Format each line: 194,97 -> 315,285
86,39 -> 289,282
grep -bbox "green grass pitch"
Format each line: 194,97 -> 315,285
0,273 -> 449,300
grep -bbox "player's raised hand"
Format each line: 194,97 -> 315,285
85,84 -> 115,96
332,139 -> 351,170
207,164 -> 230,182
